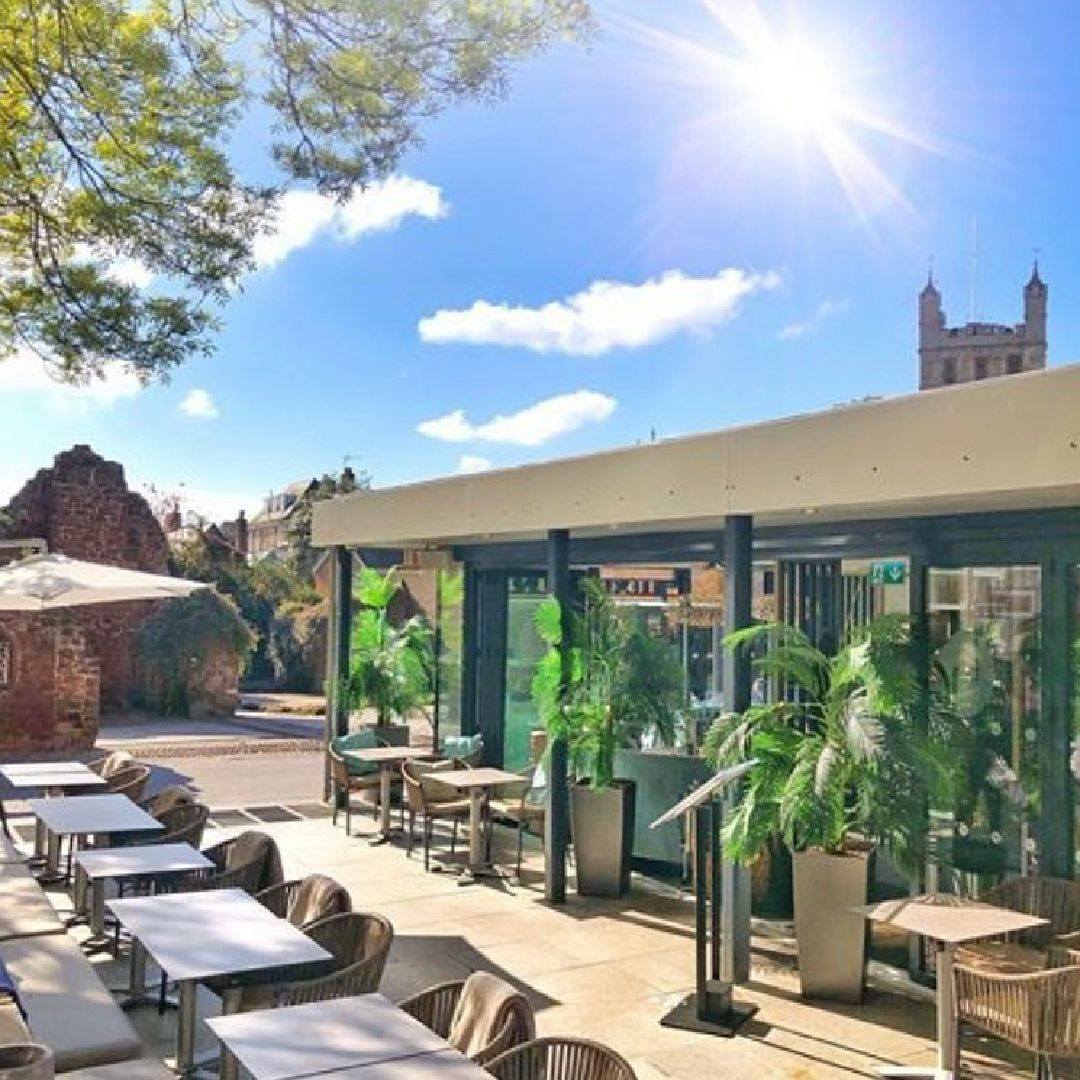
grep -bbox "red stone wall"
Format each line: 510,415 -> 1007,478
0,614 -> 100,752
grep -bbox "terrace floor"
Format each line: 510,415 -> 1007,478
48,803 -> 1035,1080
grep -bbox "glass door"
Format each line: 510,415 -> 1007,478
928,566 -> 1041,894
503,575 -> 548,772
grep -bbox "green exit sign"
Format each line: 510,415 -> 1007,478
871,560 -> 907,586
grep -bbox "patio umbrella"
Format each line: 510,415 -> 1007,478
0,553 -> 207,611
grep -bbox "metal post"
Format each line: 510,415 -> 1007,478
694,803 -> 708,1014
1039,555 -> 1071,878
909,551 -> 931,977
324,546 -> 353,801
545,528 -> 571,904
721,514 -> 752,984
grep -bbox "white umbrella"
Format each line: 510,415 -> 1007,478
0,553 -> 207,611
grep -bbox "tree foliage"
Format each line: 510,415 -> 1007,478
0,0 -> 590,379
286,468 -> 369,580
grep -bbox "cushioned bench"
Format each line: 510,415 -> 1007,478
0,932 -> 142,1072
61,1060 -> 174,1079
0,863 -> 64,941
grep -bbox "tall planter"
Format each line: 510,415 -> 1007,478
571,779 -> 636,898
792,846 -> 873,1003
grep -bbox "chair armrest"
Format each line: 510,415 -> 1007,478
397,980 -> 463,1039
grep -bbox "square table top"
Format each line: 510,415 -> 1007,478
1,761 -> 105,789
344,746 -> 432,764
75,842 -> 212,880
108,888 -> 330,982
312,1049 -> 493,1079
206,994 -> 455,1080
854,894 -> 1048,944
28,793 -> 162,836
435,767 -> 524,790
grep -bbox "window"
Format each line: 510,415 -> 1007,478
975,356 -> 989,380
0,636 -> 10,689
1008,354 -> 1023,375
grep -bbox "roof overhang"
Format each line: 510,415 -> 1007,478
313,365 -> 1080,550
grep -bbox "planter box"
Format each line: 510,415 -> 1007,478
792,847 -> 872,1003
571,779 -> 636,898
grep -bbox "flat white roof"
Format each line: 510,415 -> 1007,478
313,364 -> 1080,548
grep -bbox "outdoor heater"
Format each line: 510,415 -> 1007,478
651,759 -> 758,1037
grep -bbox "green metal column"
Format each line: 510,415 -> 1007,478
1040,556 -> 1072,878
545,528 -> 571,904
324,545 -> 353,801
908,550 -> 930,975
721,514 -> 752,983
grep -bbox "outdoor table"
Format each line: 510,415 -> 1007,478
109,888 -> 332,1078
429,766 -> 524,882
27,792 -> 160,879
343,745 -> 431,843
74,841 -> 213,946
206,992 -> 489,1080
854,894 -> 1048,1079
0,762 -> 106,854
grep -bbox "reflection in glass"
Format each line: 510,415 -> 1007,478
928,567 -> 1041,893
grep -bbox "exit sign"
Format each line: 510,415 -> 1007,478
871,560 -> 907,586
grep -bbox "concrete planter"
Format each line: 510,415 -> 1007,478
0,1044 -> 54,1079
792,846 -> 873,1003
571,779 -> 637,898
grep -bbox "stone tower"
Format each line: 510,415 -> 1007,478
918,265 -> 1047,390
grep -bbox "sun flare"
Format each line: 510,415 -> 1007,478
738,39 -> 845,137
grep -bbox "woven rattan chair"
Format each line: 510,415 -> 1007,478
954,958 -> 1080,1078
191,831 -> 284,894
138,784 -> 195,817
105,763 -> 152,802
957,877 -> 1080,972
402,759 -> 471,872
398,972 -> 535,1066
329,744 -> 385,835
88,750 -> 134,778
488,767 -> 546,879
256,874 -> 352,927
486,1037 -> 637,1080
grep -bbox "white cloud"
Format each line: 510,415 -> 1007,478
458,455 -> 493,474
417,268 -> 781,355
418,390 -> 616,447
0,346 -> 141,410
252,176 -> 447,270
72,244 -> 155,289
179,388 -> 219,420
778,298 -> 849,341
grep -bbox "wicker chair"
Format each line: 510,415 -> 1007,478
958,877 -> 1080,972
954,958 -> 1080,1078
485,1037 -> 637,1080
138,784 -> 195,817
105,763 -> 152,802
329,744 -> 385,836
402,759 -> 471,872
256,874 -> 352,927
191,831 -> 284,894
488,767 -> 546,879
399,973 -> 535,1066
88,750 -> 134,778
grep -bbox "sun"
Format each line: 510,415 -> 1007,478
738,38 -> 845,138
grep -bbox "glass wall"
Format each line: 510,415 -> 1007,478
928,566 -> 1041,892
503,575 -> 548,772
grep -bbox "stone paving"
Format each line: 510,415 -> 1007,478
62,806 -> 1032,1080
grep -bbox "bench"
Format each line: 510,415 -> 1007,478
0,931 -> 143,1072
0,863 -> 64,941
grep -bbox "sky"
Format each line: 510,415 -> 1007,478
3,0 -> 1080,522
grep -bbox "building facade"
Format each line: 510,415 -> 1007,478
918,265 -> 1047,390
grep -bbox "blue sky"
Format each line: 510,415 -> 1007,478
2,0 -> 1079,521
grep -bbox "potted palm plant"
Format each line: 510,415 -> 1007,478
704,616 -> 936,1002
342,567 -> 433,746
531,578 -> 639,898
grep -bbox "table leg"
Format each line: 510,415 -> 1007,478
34,818 -> 45,859
936,944 -> 957,1076
130,939 -> 147,997
218,988 -> 242,1080
90,877 -> 105,937
176,979 -> 197,1077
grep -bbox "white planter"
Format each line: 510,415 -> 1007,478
0,1044 -> 54,1079
792,847 -> 872,1003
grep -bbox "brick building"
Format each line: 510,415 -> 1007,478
0,445 -> 236,752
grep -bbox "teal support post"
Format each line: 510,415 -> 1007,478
324,545 -> 353,801
1039,555 -> 1071,879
